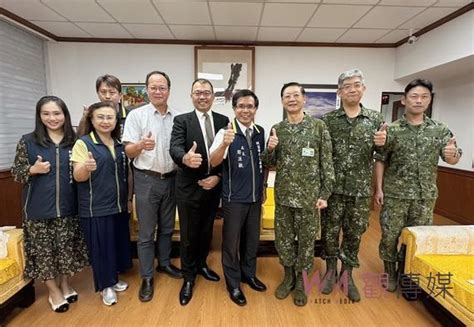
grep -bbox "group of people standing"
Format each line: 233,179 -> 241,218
11,68 -> 461,313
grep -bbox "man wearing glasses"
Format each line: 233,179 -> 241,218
123,71 -> 182,303
209,89 -> 267,306
170,79 -> 229,305
320,69 -> 386,302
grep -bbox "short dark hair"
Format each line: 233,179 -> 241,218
280,82 -> 306,98
34,96 -> 76,147
191,78 -> 214,93
95,74 -> 121,93
145,71 -> 171,88
83,101 -> 121,140
404,79 -> 433,95
232,89 -> 259,108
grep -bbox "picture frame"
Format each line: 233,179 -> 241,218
121,83 -> 149,111
283,84 -> 340,119
195,46 -> 255,117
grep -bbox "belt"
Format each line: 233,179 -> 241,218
135,168 -> 177,179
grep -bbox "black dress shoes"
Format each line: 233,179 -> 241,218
228,288 -> 247,306
156,264 -> 183,279
138,277 -> 154,302
242,276 -> 267,292
179,281 -> 194,306
198,267 -> 220,282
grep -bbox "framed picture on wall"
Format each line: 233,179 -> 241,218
121,83 -> 149,111
285,84 -> 340,119
195,46 -> 255,117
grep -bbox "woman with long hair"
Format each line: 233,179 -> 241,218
11,95 -> 89,313
71,101 -> 129,306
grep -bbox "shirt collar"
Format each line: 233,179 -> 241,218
399,113 -> 433,127
148,103 -> 174,117
336,104 -> 369,118
89,131 -> 121,145
232,118 -> 260,134
195,109 -> 213,119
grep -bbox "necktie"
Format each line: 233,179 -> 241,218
203,112 -> 214,148
245,128 -> 252,148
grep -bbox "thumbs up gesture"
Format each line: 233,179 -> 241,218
140,131 -> 155,151
443,137 -> 458,158
267,128 -> 279,153
30,155 -> 51,174
373,122 -> 388,146
183,141 -> 203,168
84,152 -> 97,172
223,122 -> 235,146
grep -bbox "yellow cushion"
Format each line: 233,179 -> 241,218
409,255 -> 474,325
264,188 -> 275,206
0,258 -> 20,285
412,255 -> 474,312
262,205 -> 275,229
261,187 -> 275,229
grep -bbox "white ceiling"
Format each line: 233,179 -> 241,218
1,0 -> 472,44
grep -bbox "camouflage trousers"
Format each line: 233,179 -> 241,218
274,204 -> 319,272
379,197 -> 435,262
321,194 -> 370,268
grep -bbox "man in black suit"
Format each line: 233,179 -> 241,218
170,78 -> 229,305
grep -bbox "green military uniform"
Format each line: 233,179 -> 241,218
321,106 -> 383,268
375,115 -> 457,262
262,114 -> 334,272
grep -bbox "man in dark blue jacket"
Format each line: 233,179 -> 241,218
210,89 -> 267,306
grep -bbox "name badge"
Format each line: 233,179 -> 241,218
302,141 -> 314,157
302,147 -> 314,157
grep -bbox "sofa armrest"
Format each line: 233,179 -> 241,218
400,225 -> 474,274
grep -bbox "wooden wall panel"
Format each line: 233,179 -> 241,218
1,167 -> 472,227
0,170 -> 23,227
435,166 -> 473,225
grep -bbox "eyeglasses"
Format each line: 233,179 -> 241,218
192,90 -> 213,97
94,115 -> 116,122
149,86 -> 169,93
340,82 -> 363,91
236,104 -> 256,110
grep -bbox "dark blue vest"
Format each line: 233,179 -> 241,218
22,133 -> 77,220
222,120 -> 265,203
76,132 -> 128,218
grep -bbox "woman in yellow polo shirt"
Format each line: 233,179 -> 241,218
71,101 -> 129,306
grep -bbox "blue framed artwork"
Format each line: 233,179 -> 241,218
301,84 -> 340,119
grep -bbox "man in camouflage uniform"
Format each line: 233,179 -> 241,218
320,69 -> 387,302
263,82 -> 334,306
374,79 -> 462,292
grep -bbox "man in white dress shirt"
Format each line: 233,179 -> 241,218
123,71 -> 182,303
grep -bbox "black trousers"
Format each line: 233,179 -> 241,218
177,195 -> 219,282
221,201 -> 261,289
